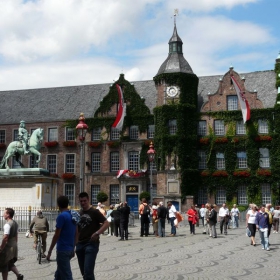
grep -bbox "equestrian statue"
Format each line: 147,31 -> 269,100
0,120 -> 44,169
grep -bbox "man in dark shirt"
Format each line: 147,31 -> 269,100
118,202 -> 131,241
157,201 -> 168,237
76,192 -> 109,280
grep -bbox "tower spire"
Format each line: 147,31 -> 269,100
174,9 -> 178,26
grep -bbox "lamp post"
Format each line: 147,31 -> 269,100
76,113 -> 88,193
147,142 -> 156,204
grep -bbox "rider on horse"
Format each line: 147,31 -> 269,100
18,120 -> 30,155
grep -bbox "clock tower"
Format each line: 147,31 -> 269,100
154,22 -> 197,106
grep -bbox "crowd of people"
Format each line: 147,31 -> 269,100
1,199 -> 279,279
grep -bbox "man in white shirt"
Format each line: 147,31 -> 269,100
167,202 -> 177,236
219,203 -> 229,235
199,205 -> 206,227
230,204 -> 240,228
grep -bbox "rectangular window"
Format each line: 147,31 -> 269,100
169,119 -> 177,135
216,152 -> 225,170
152,184 -> 157,198
13,129 -> 19,141
227,95 -> 238,111
91,185 -> 100,205
92,127 -> 102,141
237,151 -> 247,169
236,121 -> 246,135
65,184 -> 75,207
0,130 -> 5,143
12,156 -> 21,169
198,150 -> 207,169
214,120 -> 225,136
66,127 -> 75,141
47,155 -> 57,174
130,125 -> 139,140
198,121 -> 207,136
259,148 -> 270,168
147,125 -> 155,139
258,119 -> 268,134
216,186 -> 226,205
110,152 -> 119,172
128,151 -> 139,171
111,128 -> 120,140
48,128 -> 58,141
261,183 -> 271,204
197,187 -> 208,205
65,154 -> 75,173
91,152 -> 101,172
238,185 -> 248,205
29,155 -> 39,168
110,184 -> 120,205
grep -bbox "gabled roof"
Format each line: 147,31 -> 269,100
0,70 -> 276,125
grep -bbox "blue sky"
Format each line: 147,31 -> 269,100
0,0 -> 279,90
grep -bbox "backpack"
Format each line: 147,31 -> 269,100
69,210 -> 80,225
142,204 -> 150,216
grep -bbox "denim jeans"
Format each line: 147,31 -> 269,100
158,218 -> 166,237
170,217 -> 176,235
76,241 -> 100,280
258,229 -> 269,249
54,251 -> 73,280
232,216 -> 239,228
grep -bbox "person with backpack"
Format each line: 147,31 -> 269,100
139,198 -> 151,237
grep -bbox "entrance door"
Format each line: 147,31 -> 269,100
126,195 -> 139,214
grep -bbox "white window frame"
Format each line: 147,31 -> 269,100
64,183 -> 75,207
29,155 -> 39,168
110,152 -> 119,172
259,148 -> 270,168
0,130 -> 5,143
110,184 -> 120,205
47,154 -> 57,174
198,121 -> 207,136
261,183 -> 271,204
91,185 -> 100,205
13,129 -> 19,141
198,150 -> 207,169
238,185 -> 248,205
236,121 -> 246,135
48,127 -> 58,141
258,119 -> 268,134
92,127 -> 102,141
66,127 -> 75,141
216,152 -> 225,170
197,187 -> 208,205
147,125 -> 155,139
65,154 -> 75,173
128,151 -> 139,171
111,128 -> 120,140
169,119 -> 177,135
214,120 -> 225,136
91,152 -> 101,172
216,186 -> 226,205
237,151 -> 247,169
227,95 -> 238,111
130,125 -> 139,140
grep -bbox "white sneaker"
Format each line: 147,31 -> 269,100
273,231 -> 276,233
209,234 -> 212,237
266,248 -> 270,251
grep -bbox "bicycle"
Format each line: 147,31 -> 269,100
36,234 -> 43,264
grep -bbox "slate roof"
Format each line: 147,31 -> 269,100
0,70 -> 277,125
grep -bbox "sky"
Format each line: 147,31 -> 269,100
0,0 -> 279,91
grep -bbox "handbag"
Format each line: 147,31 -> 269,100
107,216 -> 112,222
246,227 -> 251,237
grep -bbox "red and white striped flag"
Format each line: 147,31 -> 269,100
231,76 -> 251,123
112,84 -> 126,130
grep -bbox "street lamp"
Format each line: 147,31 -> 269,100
147,142 -> 156,204
76,113 -> 88,193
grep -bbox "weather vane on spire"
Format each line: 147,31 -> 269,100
174,9 -> 179,25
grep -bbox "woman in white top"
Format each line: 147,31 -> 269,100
273,206 -> 280,233
246,204 -> 258,246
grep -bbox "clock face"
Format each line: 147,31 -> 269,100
167,86 -> 178,97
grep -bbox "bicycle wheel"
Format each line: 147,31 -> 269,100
37,239 -> 42,264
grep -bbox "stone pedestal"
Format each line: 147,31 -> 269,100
0,168 -> 58,208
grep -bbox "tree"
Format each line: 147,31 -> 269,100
96,191 -> 108,203
139,191 -> 150,202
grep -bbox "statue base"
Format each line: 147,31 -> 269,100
0,168 -> 59,208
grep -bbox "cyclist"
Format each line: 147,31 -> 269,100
29,211 -> 49,258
